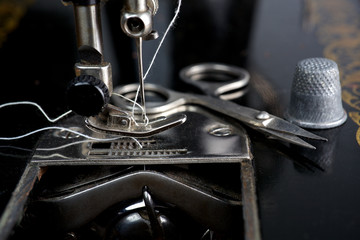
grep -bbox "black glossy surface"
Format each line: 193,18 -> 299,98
0,0 -> 76,216
1,0 -> 360,239
249,1 -> 360,239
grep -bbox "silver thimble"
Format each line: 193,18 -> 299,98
285,58 -> 347,129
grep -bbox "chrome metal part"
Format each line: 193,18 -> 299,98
121,11 -> 153,38
142,187 -> 157,222
86,105 -> 187,137
74,4 -> 103,56
30,108 -> 251,165
53,127 -> 84,139
113,83 -> 327,149
0,161 -> 260,240
67,0 -> 112,114
85,104 -> 186,137
121,0 -> 158,38
24,170 -> 242,234
4,161 -> 261,239
147,0 -> 159,15
120,0 -> 159,125
241,160 -> 261,240
125,0 -> 148,13
285,58 -> 347,129
256,111 -> 270,120
254,127 -> 317,149
208,125 -> 232,137
119,0 -> 160,132
143,186 -> 167,239
75,62 -> 113,94
179,63 -> 250,100
143,30 -> 159,40
136,37 -> 146,121
0,109 -> 259,240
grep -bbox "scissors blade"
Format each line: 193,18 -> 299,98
260,117 -> 327,141
183,94 -> 327,142
251,126 -> 317,149
113,83 -> 327,146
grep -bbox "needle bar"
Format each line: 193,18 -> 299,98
136,37 -> 146,122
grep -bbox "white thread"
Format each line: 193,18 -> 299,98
131,0 -> 182,120
37,140 -> 98,151
131,85 -> 150,127
112,92 -> 145,113
0,126 -> 113,141
0,126 -> 143,149
0,101 -> 72,123
0,102 -> 143,149
0,145 -> 33,152
143,0 -> 183,80
129,86 -> 150,126
112,92 -> 142,126
37,137 -> 143,151
112,92 -> 149,126
131,85 -> 150,126
132,85 -> 141,116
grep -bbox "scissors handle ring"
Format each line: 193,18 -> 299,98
179,62 -> 250,100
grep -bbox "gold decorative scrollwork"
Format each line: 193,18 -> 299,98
311,0 -> 360,146
0,0 -> 33,48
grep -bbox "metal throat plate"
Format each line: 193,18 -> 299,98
31,106 -> 251,166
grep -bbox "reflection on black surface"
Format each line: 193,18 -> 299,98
252,126 -> 340,176
0,146 -> 31,159
291,127 -> 341,174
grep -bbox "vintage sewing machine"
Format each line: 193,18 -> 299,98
1,0 -> 360,239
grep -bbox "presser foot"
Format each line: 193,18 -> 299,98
86,104 -> 187,137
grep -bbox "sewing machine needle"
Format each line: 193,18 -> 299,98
136,37 -> 146,122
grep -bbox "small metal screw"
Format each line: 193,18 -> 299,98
121,119 -> 128,126
256,111 -> 270,120
209,125 -> 232,137
53,127 -> 83,139
144,30 -> 159,41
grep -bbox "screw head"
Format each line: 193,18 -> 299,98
256,111 -> 270,120
208,125 -> 232,137
53,127 -> 83,139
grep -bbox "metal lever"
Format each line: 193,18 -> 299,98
143,186 -> 164,240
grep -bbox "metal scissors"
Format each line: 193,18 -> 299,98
113,63 -> 326,149
179,63 -> 250,100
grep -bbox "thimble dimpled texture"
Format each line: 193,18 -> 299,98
293,58 -> 339,96
285,58 -> 347,129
